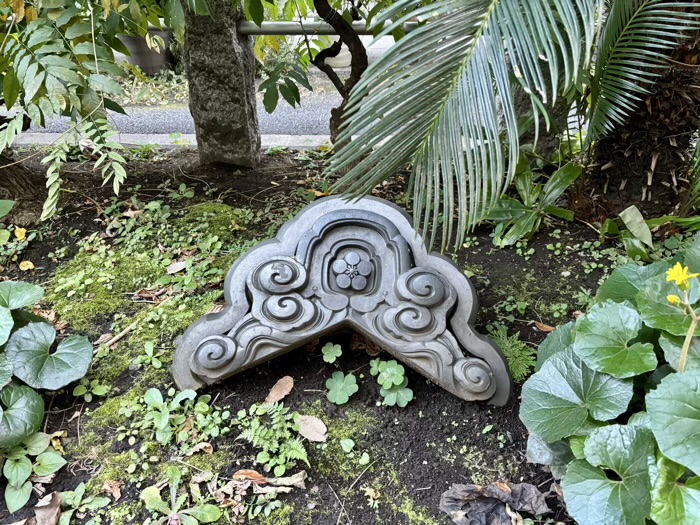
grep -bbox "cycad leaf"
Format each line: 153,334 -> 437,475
328,0 -> 600,249
587,0 -> 700,140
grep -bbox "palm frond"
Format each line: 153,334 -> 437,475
587,1 -> 700,140
327,0 -> 600,249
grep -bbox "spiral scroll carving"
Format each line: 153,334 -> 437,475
251,257 -> 307,294
395,268 -> 451,307
191,335 -> 238,378
455,359 -> 496,398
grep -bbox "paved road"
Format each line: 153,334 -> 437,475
31,89 -> 343,136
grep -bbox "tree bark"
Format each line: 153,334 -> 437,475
312,0 -> 368,144
0,155 -> 45,225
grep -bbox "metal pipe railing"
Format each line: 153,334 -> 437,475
238,20 -> 418,36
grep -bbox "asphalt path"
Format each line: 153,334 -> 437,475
29,90 -> 343,136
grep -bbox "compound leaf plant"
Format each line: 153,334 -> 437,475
520,234 -> 700,525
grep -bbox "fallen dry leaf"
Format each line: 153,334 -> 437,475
267,471 -> 307,489
186,442 -> 213,456
122,209 -> 142,219
167,260 -> 187,274
265,376 -> 294,404
94,334 -> 112,345
440,481 -> 550,525
50,431 -> 67,454
296,415 -> 327,442
351,333 -> 383,356
253,485 -> 293,495
232,469 -> 267,485
34,491 -> 62,525
102,480 -> 122,501
191,471 -> 214,484
534,322 -> 555,333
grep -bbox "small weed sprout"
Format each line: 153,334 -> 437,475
73,378 -> 110,402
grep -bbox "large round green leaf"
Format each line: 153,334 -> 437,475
536,321 -> 574,371
573,303 -> 657,378
659,333 -> 700,372
637,275 -> 700,336
647,371 -> 700,474
561,424 -> 655,525
6,323 -> 92,390
0,306 -> 13,346
651,456 -> 700,525
520,348 -> 633,442
595,262 -> 670,306
0,281 -> 44,310
0,385 -> 44,448
0,354 -> 12,389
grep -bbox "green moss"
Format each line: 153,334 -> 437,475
393,498 -> 442,525
102,501 -> 140,525
83,390 -> 141,436
303,401 -> 378,481
180,203 -> 254,244
182,448 -> 238,474
48,246 -> 160,333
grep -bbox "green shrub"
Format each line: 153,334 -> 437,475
520,235 -> 700,525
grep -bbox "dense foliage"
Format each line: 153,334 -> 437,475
520,236 -> 700,525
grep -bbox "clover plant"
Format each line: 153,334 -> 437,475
520,235 -> 700,525
1,432 -> 67,513
0,281 -> 93,450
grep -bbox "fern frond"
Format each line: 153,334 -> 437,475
328,0 -> 601,249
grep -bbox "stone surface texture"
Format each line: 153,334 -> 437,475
173,197 -> 511,405
183,2 -> 260,167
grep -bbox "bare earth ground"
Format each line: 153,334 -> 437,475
0,148 -> 639,525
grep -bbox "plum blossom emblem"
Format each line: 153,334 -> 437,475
332,251 -> 372,291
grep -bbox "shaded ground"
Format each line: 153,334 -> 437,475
0,148 -> 642,525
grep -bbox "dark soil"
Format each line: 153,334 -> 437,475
1,149 -> 618,525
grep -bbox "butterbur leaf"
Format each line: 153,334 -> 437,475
520,348 -> 632,443
536,321 -> 574,371
561,425 -> 655,525
0,385 -> 44,448
595,262 -> 670,306
325,372 -> 359,405
525,435 -> 574,479
651,456 -> 700,525
0,281 -> 44,310
6,323 -> 92,390
647,371 -> 700,475
573,303 -> 657,378
0,354 -> 13,389
658,332 -> 700,372
637,275 -> 700,336
0,306 -> 13,346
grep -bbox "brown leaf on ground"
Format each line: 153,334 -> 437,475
50,431 -> 67,455
34,491 -> 62,525
232,470 -> 267,485
186,442 -> 213,456
265,470 -> 307,489
350,333 -> 383,356
265,376 -> 294,404
534,322 -> 555,333
167,260 -> 187,274
440,481 -> 550,525
94,333 -> 112,345
102,480 -> 122,501
296,415 -> 327,442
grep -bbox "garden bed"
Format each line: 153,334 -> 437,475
0,147 -> 651,525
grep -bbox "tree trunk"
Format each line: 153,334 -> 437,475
312,0 -> 368,145
0,155 -> 45,225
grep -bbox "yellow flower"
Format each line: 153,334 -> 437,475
667,294 -> 682,306
14,227 -> 26,241
666,262 -> 699,286
19,260 -> 34,271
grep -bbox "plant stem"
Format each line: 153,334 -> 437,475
680,314 -> 698,373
